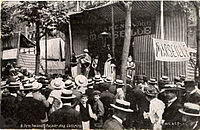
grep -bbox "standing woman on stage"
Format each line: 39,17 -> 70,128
104,53 -> 116,82
70,53 -> 78,78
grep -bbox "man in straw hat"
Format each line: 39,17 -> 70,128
179,103 -> 200,130
48,89 -> 81,129
75,75 -> 88,94
103,99 -> 133,129
78,49 -> 91,78
143,85 -> 165,130
47,78 -> 65,114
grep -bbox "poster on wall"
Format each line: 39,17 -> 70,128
153,38 -> 190,62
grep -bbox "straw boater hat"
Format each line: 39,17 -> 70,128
83,49 -> 89,53
64,80 -> 75,89
104,77 -> 112,83
93,75 -> 102,82
21,83 -> 33,91
28,78 -> 35,83
61,90 -> 76,105
75,75 -> 88,87
32,82 -> 43,91
50,78 -> 65,90
101,75 -> 107,79
110,99 -> 133,112
61,89 -> 76,99
160,76 -> 170,82
114,79 -> 125,86
148,78 -> 157,85
179,103 -> 200,116
179,75 -> 186,81
87,79 -> 94,88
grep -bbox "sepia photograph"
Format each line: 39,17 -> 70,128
0,0 -> 200,129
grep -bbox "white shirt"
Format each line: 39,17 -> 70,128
149,98 -> 165,124
112,115 -> 123,124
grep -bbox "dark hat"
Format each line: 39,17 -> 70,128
81,93 -> 88,98
93,90 -> 101,96
110,99 -> 133,112
179,103 -> 200,116
144,85 -> 158,97
184,80 -> 196,92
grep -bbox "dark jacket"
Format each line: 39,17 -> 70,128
15,97 -> 46,125
103,117 -> 123,130
48,105 -> 81,129
163,99 -> 182,122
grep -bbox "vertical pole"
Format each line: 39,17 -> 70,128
195,4 -> 200,81
111,5 -> 115,58
45,31 -> 48,75
68,20 -> 73,57
16,32 -> 21,66
161,0 -> 167,76
161,0 -> 164,40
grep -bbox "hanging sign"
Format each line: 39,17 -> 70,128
153,38 -> 190,62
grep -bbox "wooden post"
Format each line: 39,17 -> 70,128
45,31 -> 48,75
16,32 -> 21,66
111,5 -> 115,58
68,20 -> 73,57
160,0 -> 167,76
121,2 -> 132,84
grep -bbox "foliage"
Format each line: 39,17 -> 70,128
1,2 -> 19,39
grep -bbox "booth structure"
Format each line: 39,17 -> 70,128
67,1 -> 195,80
2,33 -> 65,74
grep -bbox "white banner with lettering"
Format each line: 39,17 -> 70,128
152,38 -> 190,62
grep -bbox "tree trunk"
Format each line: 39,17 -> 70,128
35,22 -> 40,75
121,3 -> 132,84
65,31 -> 71,74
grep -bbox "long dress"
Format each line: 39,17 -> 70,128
104,58 -> 116,82
71,56 -> 78,78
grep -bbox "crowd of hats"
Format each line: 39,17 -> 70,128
1,64 -> 200,128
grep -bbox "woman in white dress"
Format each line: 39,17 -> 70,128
104,53 -> 116,82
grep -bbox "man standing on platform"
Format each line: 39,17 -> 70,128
79,49 -> 91,78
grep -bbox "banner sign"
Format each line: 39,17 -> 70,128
89,17 -> 155,41
153,38 -> 190,62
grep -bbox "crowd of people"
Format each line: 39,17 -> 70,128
1,49 -> 200,130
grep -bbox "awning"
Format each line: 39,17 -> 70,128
69,1 -> 182,26
2,48 -> 17,60
20,34 -> 35,48
2,33 -> 35,50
